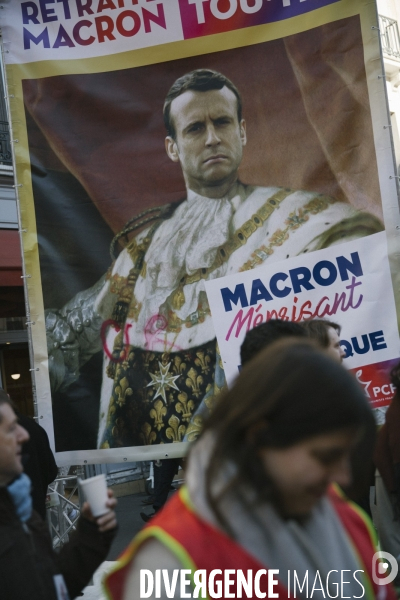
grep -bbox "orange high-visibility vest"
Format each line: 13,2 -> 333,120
104,485 -> 396,600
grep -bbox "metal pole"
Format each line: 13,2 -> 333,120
0,40 -> 38,420
375,13 -> 400,204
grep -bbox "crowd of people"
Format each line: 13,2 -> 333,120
1,317 -> 400,599
0,388 -> 117,599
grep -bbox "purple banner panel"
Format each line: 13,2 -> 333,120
179,0 -> 342,39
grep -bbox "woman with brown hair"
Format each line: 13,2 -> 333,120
106,339 -> 395,600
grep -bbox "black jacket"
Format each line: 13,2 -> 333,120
18,415 -> 58,519
0,487 -> 116,600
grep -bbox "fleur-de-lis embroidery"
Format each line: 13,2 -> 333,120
161,352 -> 171,366
121,350 -> 135,370
185,368 -> 203,398
173,356 -> 187,375
205,381 -> 227,411
106,397 -> 116,425
140,422 -> 157,445
143,352 -> 156,369
194,351 -> 211,374
115,377 -> 133,408
176,392 -> 195,422
205,391 -> 217,411
184,415 -> 204,443
166,414 -> 186,442
112,417 -> 126,440
150,399 -> 167,431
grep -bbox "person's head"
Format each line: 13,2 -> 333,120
0,389 -> 29,486
240,319 -> 307,366
200,339 -> 374,527
391,360 -> 400,389
388,361 -> 400,405
163,69 -> 246,196
302,319 -> 346,363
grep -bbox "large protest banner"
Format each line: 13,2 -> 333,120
2,0 -> 400,464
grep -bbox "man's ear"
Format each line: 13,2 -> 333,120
240,119 -> 247,147
165,136 -> 180,163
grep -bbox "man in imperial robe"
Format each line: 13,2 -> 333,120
45,69 -> 383,449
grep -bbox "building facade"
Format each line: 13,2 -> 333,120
378,0 -> 400,171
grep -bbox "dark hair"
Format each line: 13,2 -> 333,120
240,319 -> 307,365
0,389 -> 15,423
391,360 -> 400,389
198,339 -> 375,533
302,319 -> 341,348
163,69 -> 242,138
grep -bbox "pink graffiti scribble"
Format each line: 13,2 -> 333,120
144,314 -> 182,352
101,319 -> 132,363
101,316 -> 182,357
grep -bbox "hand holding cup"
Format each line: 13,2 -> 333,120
79,474 -> 118,532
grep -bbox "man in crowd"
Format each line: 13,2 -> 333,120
240,320 -> 307,365
18,412 -> 58,519
240,318 -> 346,366
46,69 -> 382,450
0,388 -> 117,600
302,319 -> 346,363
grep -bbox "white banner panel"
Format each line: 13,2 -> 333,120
205,232 -> 400,386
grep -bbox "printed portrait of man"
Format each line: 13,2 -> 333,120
23,15 -> 384,451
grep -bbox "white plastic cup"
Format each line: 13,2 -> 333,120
78,474 -> 109,517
